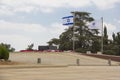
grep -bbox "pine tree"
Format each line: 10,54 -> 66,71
48,11 -> 101,53
103,26 -> 108,45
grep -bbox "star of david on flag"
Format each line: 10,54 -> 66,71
62,16 -> 73,26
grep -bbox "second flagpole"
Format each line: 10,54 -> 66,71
101,17 -> 104,54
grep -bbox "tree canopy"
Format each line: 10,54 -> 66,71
0,43 -> 15,52
48,11 -> 120,56
26,43 -> 34,50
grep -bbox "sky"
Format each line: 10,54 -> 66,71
0,0 -> 120,51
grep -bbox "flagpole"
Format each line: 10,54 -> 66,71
72,12 -> 75,52
101,17 -> 104,54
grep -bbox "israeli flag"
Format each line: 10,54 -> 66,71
62,16 -> 73,26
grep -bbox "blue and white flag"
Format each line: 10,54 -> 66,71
62,16 -> 73,26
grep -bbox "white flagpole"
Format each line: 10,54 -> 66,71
101,17 -> 104,54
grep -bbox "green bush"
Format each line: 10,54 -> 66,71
0,45 -> 9,61
75,48 -> 88,53
103,50 -> 116,55
111,45 -> 120,55
103,45 -> 120,56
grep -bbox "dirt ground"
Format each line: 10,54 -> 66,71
0,66 -> 120,80
0,52 -> 120,80
7,52 -> 119,66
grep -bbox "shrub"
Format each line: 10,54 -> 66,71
103,44 -> 120,56
0,45 -> 9,61
111,45 -> 120,55
103,50 -> 116,55
75,48 -> 88,53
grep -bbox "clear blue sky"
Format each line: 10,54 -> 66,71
0,0 -> 120,51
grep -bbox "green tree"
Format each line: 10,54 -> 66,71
91,39 -> 101,53
0,44 -> 9,61
112,33 -> 116,44
48,11 -> 101,53
26,43 -> 34,50
115,32 -> 120,55
72,12 -> 101,52
0,43 -> 15,52
116,32 -> 120,44
104,32 -> 120,55
103,26 -> 108,45
59,27 -> 73,50
47,38 -> 60,46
